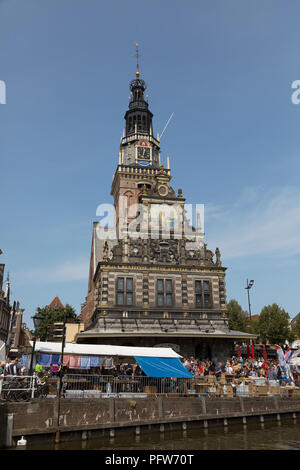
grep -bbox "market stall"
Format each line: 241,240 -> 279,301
26,341 -> 192,378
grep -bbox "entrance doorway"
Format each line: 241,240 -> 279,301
195,342 -> 212,360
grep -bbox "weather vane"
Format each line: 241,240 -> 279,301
134,41 -> 141,77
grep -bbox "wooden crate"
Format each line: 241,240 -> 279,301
216,384 -> 234,398
207,376 -> 217,384
268,386 -> 280,396
144,386 -> 157,394
220,374 -> 226,385
257,385 -> 268,396
285,386 -> 299,398
195,383 -> 208,394
224,385 -> 234,397
225,374 -> 234,383
248,383 -> 268,396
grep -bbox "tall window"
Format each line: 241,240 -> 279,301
195,280 -> 211,308
195,280 -> 202,307
116,277 -> 134,306
157,279 -> 173,307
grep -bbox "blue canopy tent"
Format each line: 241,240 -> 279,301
134,356 -> 193,378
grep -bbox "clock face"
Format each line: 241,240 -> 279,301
137,146 -> 150,160
158,185 -> 168,196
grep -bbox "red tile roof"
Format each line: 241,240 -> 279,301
49,296 -> 63,309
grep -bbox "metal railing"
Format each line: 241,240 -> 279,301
1,373 -> 300,400
62,374 -> 193,398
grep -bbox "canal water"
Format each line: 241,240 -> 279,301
24,418 -> 300,450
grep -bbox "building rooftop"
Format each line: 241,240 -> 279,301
48,296 -> 63,309
76,318 -> 255,340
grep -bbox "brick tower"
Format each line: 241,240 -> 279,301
78,58 -> 255,360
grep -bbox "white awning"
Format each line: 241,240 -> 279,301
29,341 -> 181,358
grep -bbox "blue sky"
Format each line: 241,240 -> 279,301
1,0 -> 300,328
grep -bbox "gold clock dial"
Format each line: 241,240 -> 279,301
137,147 -> 150,159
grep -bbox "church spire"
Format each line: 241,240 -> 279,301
124,43 -> 153,137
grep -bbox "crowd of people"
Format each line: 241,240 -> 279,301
0,358 -> 25,376
1,354 -> 300,388
182,356 -> 300,386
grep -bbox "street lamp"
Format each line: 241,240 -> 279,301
56,313 -> 67,444
29,314 -> 43,376
245,279 -> 254,321
58,313 -> 67,397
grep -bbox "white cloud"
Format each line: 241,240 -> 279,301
19,258 -> 89,284
206,186 -> 300,260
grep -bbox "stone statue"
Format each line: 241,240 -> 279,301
103,241 -> 109,260
215,247 -> 221,266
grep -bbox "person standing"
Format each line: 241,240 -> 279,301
35,362 -> 43,374
5,358 -> 14,375
215,362 -> 222,381
51,363 -> 59,376
15,359 -> 22,375
208,361 -> 215,375
11,360 -> 18,375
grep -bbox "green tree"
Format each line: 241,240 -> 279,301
227,299 -> 250,332
34,303 -> 77,340
256,303 -> 294,346
247,317 -> 260,336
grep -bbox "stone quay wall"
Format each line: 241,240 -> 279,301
1,396 -> 300,447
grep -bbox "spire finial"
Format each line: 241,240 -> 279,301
134,42 -> 141,77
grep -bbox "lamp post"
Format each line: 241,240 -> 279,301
56,312 -> 67,444
245,279 -> 254,321
29,314 -> 43,376
58,313 -> 67,397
